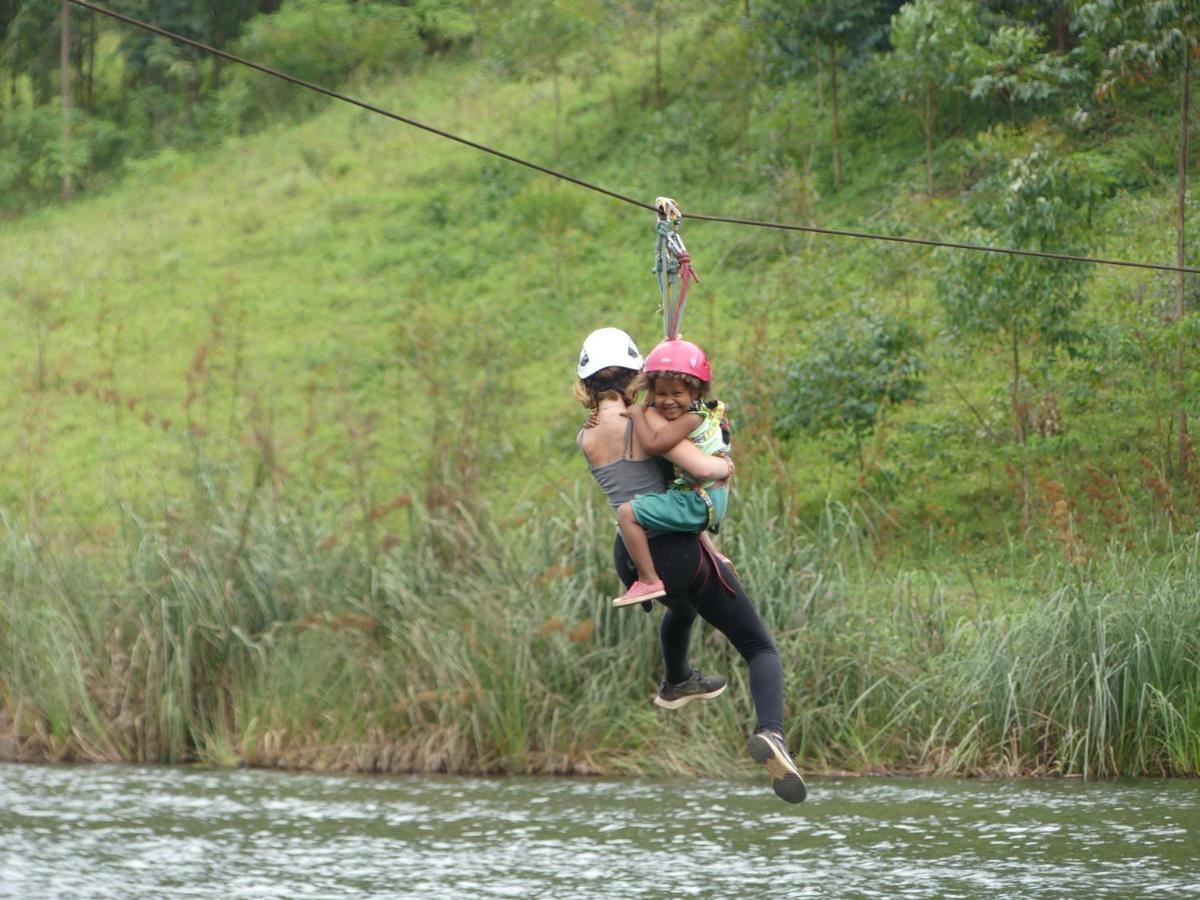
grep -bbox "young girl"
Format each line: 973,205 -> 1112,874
614,339 -> 732,607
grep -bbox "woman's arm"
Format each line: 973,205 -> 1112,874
627,405 -> 701,455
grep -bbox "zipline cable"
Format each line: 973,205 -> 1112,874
66,0 -> 656,215
682,211 -> 1200,274
69,0 -> 1200,277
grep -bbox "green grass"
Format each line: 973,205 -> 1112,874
2,486 -> 1199,777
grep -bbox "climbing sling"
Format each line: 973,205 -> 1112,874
653,197 -> 699,341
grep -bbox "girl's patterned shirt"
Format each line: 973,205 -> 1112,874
671,399 -> 731,490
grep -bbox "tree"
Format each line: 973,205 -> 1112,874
411,0 -> 478,55
966,22 -> 1081,123
755,0 -> 901,189
939,142 -> 1091,527
887,0 -> 980,201
1076,0 -> 1200,474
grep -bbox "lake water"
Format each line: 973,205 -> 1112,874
1,762 -> 1197,898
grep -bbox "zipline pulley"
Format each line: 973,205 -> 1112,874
653,196 -> 699,341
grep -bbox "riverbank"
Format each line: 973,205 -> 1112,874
3,489 -> 1199,779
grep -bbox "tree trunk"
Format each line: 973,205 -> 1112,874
84,12 -> 96,114
185,67 -> 198,133
211,16 -> 226,93
829,43 -> 841,190
1012,328 -> 1029,530
654,5 -> 663,109
60,0 -> 73,200
1052,5 -> 1070,54
553,63 -> 562,159
956,96 -> 966,190
923,84 -> 934,201
814,51 -> 823,112
1176,46 -> 1191,474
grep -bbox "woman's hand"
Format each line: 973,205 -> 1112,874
583,410 -> 600,429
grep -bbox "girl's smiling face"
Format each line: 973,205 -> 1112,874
652,377 -> 697,420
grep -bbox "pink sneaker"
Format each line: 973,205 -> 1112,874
613,579 -> 666,608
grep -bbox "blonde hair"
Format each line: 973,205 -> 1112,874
574,366 -> 639,409
633,370 -> 710,402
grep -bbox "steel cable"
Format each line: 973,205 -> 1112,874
69,0 -> 1200,277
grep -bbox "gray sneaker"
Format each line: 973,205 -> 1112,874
746,730 -> 807,803
653,671 -> 727,709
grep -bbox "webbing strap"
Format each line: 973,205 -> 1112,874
697,534 -> 736,596
667,251 -> 699,340
694,485 -> 716,532
655,218 -> 679,338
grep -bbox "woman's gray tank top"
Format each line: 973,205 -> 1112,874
580,419 -> 670,511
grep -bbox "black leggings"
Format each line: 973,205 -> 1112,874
613,532 -> 785,735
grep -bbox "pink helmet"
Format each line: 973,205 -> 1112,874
644,339 -> 712,383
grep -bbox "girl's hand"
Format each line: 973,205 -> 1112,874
717,551 -> 737,576
713,456 -> 735,487
583,410 -> 600,429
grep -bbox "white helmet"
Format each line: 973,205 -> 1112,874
577,327 -> 643,379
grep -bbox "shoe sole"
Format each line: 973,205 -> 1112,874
746,734 -> 807,804
613,588 -> 666,608
653,682 -> 727,709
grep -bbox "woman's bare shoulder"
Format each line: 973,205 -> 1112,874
580,404 -> 649,464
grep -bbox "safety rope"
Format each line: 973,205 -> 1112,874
68,0 -> 1200,278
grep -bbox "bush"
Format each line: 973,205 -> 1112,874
414,0 -> 478,53
774,307 -> 926,452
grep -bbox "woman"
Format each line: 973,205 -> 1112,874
575,327 -> 806,804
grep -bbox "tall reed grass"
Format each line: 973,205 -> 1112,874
2,488 -> 1199,777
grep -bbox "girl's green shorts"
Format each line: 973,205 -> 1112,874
631,485 -> 728,533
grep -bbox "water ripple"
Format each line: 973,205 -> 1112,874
1,764 -> 1198,898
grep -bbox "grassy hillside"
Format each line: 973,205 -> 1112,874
2,12 -> 1190,558
3,7 -> 1200,777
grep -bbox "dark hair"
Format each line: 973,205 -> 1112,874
573,366 -> 638,408
632,369 -> 710,402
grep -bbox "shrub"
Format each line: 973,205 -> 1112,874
0,106 -> 127,204
774,307 -> 926,455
